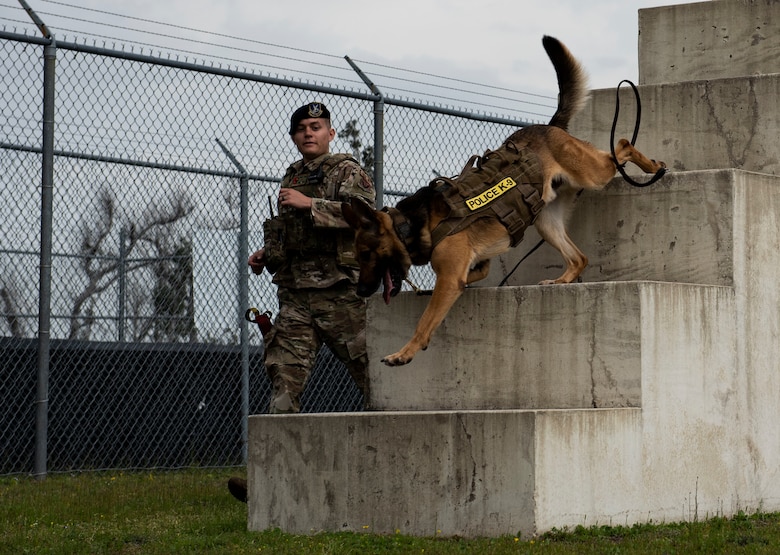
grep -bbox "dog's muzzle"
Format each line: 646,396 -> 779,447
357,264 -> 404,304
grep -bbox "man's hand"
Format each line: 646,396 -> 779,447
280,188 -> 312,211
248,249 -> 266,275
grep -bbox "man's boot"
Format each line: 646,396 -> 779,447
227,477 -> 247,503
269,390 -> 297,414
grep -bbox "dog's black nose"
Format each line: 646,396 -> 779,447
357,282 -> 379,297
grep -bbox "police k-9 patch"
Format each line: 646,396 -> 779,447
465,177 -> 517,211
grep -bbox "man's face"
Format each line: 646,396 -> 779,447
291,118 -> 335,161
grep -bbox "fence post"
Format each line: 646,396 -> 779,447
216,139 -> 251,463
238,172 -> 250,462
344,56 -> 384,208
20,0 -> 56,480
118,226 -> 127,342
372,97 -> 385,209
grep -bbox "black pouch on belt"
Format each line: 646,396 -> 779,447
262,216 -> 286,274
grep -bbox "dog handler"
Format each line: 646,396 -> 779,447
228,102 -> 375,502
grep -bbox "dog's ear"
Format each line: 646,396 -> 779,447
341,197 -> 377,230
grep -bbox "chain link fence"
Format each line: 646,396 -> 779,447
1,29 -> 528,475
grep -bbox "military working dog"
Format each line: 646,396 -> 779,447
342,36 -> 666,366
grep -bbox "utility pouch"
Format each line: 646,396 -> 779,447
262,216 -> 286,273
336,232 -> 358,268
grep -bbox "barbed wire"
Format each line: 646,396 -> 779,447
5,0 -> 557,118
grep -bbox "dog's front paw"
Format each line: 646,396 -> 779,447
381,351 -> 414,366
381,341 -> 424,366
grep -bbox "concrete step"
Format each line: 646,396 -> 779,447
490,169 -> 778,289
367,281 -> 734,411
248,278 -> 740,537
248,400 -> 742,538
638,2 -> 780,85
249,409 -> 641,538
566,72 -> 780,177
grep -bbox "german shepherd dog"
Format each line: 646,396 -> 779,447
342,36 -> 666,366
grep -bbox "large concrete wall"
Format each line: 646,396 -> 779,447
248,278 -> 744,536
247,1 -> 780,538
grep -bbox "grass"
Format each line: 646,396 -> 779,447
2,468 -> 780,554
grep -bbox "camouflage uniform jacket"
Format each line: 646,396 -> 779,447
271,152 -> 375,289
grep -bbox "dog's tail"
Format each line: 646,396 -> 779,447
543,35 -> 589,131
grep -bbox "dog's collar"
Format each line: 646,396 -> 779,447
382,206 -> 413,240
382,206 -> 415,251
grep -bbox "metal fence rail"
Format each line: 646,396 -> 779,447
0,27 -> 527,476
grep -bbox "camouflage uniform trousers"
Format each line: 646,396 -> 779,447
263,281 -> 368,413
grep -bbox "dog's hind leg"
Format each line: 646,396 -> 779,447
533,190 -> 588,284
613,138 -> 666,174
466,259 -> 491,284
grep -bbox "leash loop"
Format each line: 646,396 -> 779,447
610,79 -> 666,188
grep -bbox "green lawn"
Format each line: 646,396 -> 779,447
2,468 -> 779,554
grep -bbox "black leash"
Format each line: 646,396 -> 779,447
498,238 -> 546,286
610,79 -> 666,188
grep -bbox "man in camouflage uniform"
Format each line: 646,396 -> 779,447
252,101 -> 375,414
229,101 -> 375,502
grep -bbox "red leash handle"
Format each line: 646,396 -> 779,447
245,308 -> 273,335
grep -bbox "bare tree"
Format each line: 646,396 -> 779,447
0,279 -> 27,337
69,187 -> 194,341
149,235 -> 196,343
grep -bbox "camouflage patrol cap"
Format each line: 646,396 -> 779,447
289,102 -> 331,134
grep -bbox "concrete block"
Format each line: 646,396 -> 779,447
245,168 -> 780,538
487,170 -> 736,288
367,281 -> 734,412
730,170 -> 780,496
567,76 -> 780,176
367,283 -> 642,411
247,279 -> 742,538
247,410 -> 538,537
638,1 -> 780,85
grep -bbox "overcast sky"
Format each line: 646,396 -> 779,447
2,0 -> 705,120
